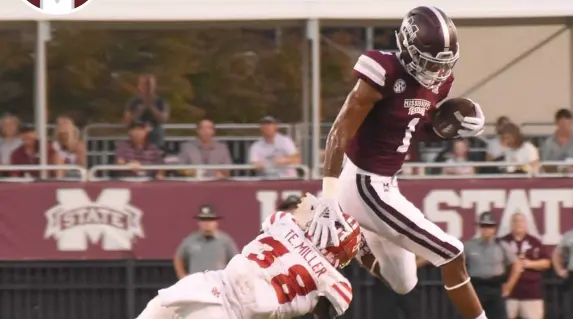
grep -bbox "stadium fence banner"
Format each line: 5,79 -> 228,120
0,178 -> 572,260
4,0 -> 573,21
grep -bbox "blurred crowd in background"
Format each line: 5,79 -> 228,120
0,26 -> 571,181
1,72 -> 572,180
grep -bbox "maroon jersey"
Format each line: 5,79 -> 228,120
500,234 -> 549,300
347,50 -> 453,176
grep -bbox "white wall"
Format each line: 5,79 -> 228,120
452,24 -> 571,128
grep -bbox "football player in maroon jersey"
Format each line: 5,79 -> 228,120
308,6 -> 487,319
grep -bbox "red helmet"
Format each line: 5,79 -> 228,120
396,6 -> 459,89
319,214 -> 362,269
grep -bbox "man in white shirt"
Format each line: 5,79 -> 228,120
249,116 -> 301,179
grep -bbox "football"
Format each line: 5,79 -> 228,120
432,97 -> 477,138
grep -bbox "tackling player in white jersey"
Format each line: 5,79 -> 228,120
136,194 -> 362,319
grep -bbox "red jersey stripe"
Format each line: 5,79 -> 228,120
332,284 -> 351,305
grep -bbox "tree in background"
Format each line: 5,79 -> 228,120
0,25 -> 360,126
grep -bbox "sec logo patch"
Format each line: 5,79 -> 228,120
23,0 -> 92,15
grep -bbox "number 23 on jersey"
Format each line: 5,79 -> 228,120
246,236 -> 317,304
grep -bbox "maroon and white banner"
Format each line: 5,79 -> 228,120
0,179 -> 572,260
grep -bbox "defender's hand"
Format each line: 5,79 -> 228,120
457,102 -> 484,137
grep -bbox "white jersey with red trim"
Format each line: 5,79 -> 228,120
225,211 -> 353,319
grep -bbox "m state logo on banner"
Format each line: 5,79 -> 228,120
44,189 -> 144,251
24,0 -> 92,15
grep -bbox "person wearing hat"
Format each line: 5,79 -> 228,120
278,195 -> 301,213
115,120 -> 164,178
9,123 -> 63,178
248,116 -> 300,179
464,212 -> 523,319
173,205 -> 238,279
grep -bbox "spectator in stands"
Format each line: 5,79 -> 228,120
249,116 -> 300,179
173,205 -> 238,279
115,120 -> 164,179
500,213 -> 550,319
540,109 -> 573,172
52,116 -> 86,177
499,123 -> 540,174
487,116 -> 511,161
442,139 -> 474,175
10,124 -> 63,178
177,119 -> 232,179
0,114 -> 22,165
124,74 -> 169,147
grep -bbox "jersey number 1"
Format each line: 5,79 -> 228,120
397,118 -> 420,153
246,236 -> 317,304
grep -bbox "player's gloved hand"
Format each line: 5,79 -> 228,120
457,101 -> 484,137
308,197 -> 345,248
308,177 -> 353,249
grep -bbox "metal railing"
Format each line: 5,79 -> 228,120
2,161 -> 573,182
87,164 -> 311,181
313,161 -> 573,179
83,123 -> 297,169
83,123 -> 294,140
0,165 -> 88,182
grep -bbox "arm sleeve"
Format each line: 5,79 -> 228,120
176,238 -> 190,260
261,211 -> 295,233
352,50 -> 394,95
321,280 -> 353,317
283,137 -> 298,156
527,143 -> 540,162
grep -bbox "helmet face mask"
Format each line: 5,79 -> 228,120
396,7 -> 459,89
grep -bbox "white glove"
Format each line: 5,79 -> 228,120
308,197 -> 351,249
457,101 -> 485,137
